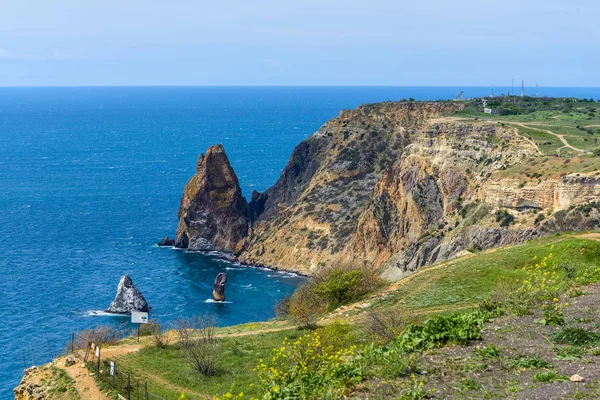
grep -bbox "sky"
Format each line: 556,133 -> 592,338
0,0 -> 598,86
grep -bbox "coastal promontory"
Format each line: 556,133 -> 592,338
169,100 -> 600,277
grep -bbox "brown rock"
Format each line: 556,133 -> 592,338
174,144 -> 250,253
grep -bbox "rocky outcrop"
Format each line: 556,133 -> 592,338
212,272 -> 227,301
480,173 -> 600,211
158,236 -> 175,247
167,101 -> 600,278
14,365 -> 80,400
174,144 -> 250,253
106,275 -> 149,314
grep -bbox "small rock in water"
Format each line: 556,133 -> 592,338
570,374 -> 585,382
157,236 -> 175,247
212,272 -> 227,302
106,275 -> 149,314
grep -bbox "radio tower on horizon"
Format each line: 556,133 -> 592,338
521,80 -> 525,97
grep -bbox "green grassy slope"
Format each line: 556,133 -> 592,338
103,234 -> 600,399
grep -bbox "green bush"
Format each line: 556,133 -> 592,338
314,266 -> 384,308
314,269 -> 363,306
393,312 -> 488,353
495,209 -> 515,227
288,283 -> 329,329
473,343 -> 501,358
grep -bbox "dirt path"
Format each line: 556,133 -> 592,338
500,121 -> 585,153
573,232 -> 600,241
56,357 -> 108,400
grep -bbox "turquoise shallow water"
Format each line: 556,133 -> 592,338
1,86 -> 599,397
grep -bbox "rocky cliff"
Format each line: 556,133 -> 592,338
169,101 -> 600,278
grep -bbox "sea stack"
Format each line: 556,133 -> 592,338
173,144 -> 251,254
212,272 -> 227,302
106,275 -> 149,314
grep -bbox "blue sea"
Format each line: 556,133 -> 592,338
1,86 -> 599,397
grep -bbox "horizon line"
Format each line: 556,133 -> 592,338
0,84 -> 599,89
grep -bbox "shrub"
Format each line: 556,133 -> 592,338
398,374 -> 433,400
314,269 -> 363,306
495,209 -> 514,227
255,332 -> 360,399
541,298 -> 566,325
317,322 -> 359,351
363,308 -> 412,344
314,265 -> 384,308
288,283 -> 329,329
473,343 -> 501,358
394,312 -> 488,353
274,294 -> 291,319
550,326 -> 600,346
71,325 -> 127,352
176,315 -> 219,376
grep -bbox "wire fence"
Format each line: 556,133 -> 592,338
86,343 -> 168,400
17,327 -> 210,400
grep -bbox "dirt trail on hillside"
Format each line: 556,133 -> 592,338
511,122 -> 585,153
574,232 -> 600,241
55,358 -> 108,400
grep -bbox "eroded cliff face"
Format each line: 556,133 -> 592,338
171,102 -> 600,277
480,173 -> 600,211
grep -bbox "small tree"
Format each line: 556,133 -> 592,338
314,269 -> 362,306
143,319 -> 171,349
288,283 -> 328,329
176,315 -> 219,376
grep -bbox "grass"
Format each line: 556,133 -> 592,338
372,235 -> 600,315
103,234 -> 600,398
116,329 -> 304,398
505,355 -> 552,370
550,326 -> 600,346
532,370 -> 569,383
555,345 -> 585,361
495,156 -> 600,180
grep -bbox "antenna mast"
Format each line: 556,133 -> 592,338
521,80 -> 525,97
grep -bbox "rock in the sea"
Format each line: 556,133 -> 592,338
106,275 -> 149,314
174,144 -> 251,253
212,272 -> 227,302
158,236 -> 175,247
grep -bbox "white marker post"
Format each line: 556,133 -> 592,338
131,311 -> 149,343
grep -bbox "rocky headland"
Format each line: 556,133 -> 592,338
169,101 -> 600,278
